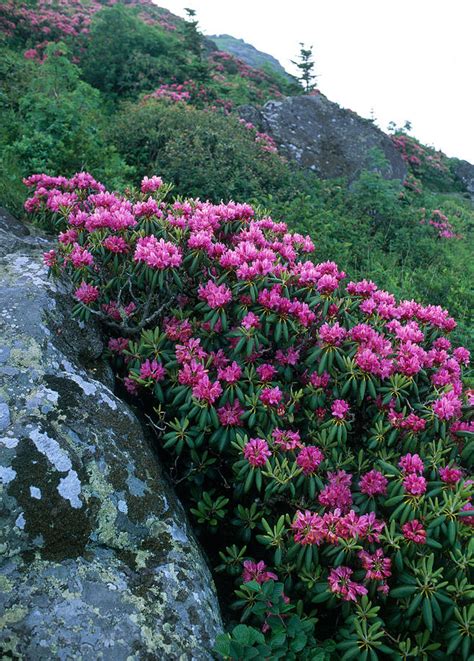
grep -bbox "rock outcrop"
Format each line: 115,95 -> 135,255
208,34 -> 295,82
239,94 -> 407,182
453,159 -> 474,201
0,209 -> 223,659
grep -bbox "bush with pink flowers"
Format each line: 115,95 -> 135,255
26,173 -> 473,658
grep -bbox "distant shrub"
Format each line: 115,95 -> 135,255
391,133 -> 460,192
81,5 -> 193,99
0,44 -> 130,214
27,173 -> 473,658
109,99 -> 294,201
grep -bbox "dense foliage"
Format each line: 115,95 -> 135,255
1,1 -> 473,348
108,99 -> 293,201
27,173 -> 473,659
2,4 -> 474,653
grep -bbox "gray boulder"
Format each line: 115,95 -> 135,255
0,208 -> 223,659
453,159 -> 474,201
239,94 -> 407,182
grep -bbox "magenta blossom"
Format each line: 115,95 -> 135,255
139,359 -> 166,381
328,566 -> 368,602
242,560 -> 277,584
359,470 -> 388,496
272,428 -> 302,451
256,363 -> 277,381
403,473 -> 427,496
192,375 -> 222,404
198,280 -> 232,308
402,519 -> 426,543
331,399 -> 350,420
74,282 -> 99,304
291,510 -> 325,546
439,466 -> 463,484
243,438 -> 271,467
141,175 -> 163,193
296,446 -> 324,475
399,453 -> 424,474
260,386 -> 283,406
217,401 -> 244,426
359,549 -> 392,581
134,235 -> 182,270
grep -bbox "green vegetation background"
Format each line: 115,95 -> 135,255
0,3 -> 472,347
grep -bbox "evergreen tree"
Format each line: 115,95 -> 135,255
182,8 -> 209,81
183,8 -> 201,56
291,43 -> 317,92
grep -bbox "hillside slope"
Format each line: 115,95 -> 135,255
208,33 -> 295,82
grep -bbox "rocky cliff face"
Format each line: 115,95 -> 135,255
239,94 -> 407,182
453,160 -> 474,201
0,209 -> 222,659
208,34 -> 295,81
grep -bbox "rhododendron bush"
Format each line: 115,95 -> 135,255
26,173 -> 473,659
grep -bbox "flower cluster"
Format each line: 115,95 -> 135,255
27,172 -> 473,657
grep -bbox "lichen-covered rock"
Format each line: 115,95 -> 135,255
239,94 -> 407,182
0,209 -> 223,659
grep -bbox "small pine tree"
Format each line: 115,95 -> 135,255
182,8 -> 209,81
291,43 -> 317,93
183,8 -> 202,56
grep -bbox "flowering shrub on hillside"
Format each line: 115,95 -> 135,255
26,173 -> 473,658
392,133 -> 459,193
420,208 -> 462,240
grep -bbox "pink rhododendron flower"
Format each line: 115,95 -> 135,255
192,375 -> 222,404
74,282 -> 99,304
139,359 -> 165,381
272,428 -> 302,451
439,466 -> 463,484
134,236 -> 182,269
403,473 -> 427,496
178,360 -> 208,387
58,229 -> 78,245
217,361 -> 242,384
275,347 -> 300,366
176,338 -> 207,363
124,377 -> 139,395
70,243 -> 94,268
141,175 -> 163,193
242,560 -> 277,584
309,371 -> 330,389
319,470 -> 353,511
260,386 -> 283,406
328,566 -> 368,602
256,364 -> 277,381
399,453 -> 424,474
432,391 -> 462,420
103,236 -> 129,253
241,311 -> 260,329
358,512 -> 385,543
291,510 -> 325,545
108,337 -> 129,354
359,549 -> 392,581
43,250 -> 57,267
453,347 -> 470,365
164,317 -> 193,342
198,280 -> 232,308
402,519 -> 426,543
217,401 -> 244,426
331,399 -> 350,419
359,470 -> 388,496
319,322 -> 346,346
296,446 -> 324,474
243,438 -> 271,467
